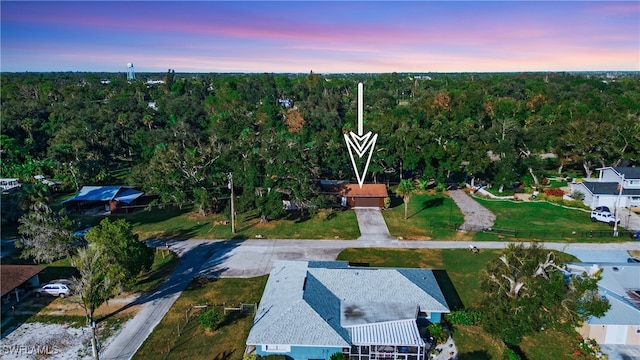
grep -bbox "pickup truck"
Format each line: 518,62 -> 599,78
590,210 -> 620,226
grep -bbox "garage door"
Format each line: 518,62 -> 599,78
604,325 -> 627,344
354,197 -> 379,207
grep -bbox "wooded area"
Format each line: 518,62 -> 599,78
2,71 -> 639,224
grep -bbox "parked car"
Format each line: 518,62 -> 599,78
34,283 -> 71,298
590,210 -> 620,226
627,257 -> 640,263
593,206 -> 611,213
45,279 -> 74,288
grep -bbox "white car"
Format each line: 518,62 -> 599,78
590,210 -> 620,226
34,283 -> 71,298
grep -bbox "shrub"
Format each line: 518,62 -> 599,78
330,353 -> 346,360
543,188 -> 565,197
427,323 -> 447,343
198,308 -> 222,331
243,355 -> 259,360
504,348 -> 521,360
384,197 -> 391,209
571,190 -> 585,201
446,310 -> 482,326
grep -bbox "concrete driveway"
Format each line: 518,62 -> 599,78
354,207 -> 395,241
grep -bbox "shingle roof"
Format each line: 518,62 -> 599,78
1,265 -> 45,297
320,183 -> 389,197
340,184 -> 388,197
612,167 -> 640,180
578,182 -> 640,196
246,260 -> 449,347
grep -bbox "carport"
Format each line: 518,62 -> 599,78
1,265 -> 45,303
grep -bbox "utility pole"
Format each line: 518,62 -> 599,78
228,173 -> 235,234
613,174 -> 624,237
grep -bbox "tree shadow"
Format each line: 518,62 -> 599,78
96,239 -> 243,323
389,195 -> 404,208
432,269 -> 464,311
408,197 -> 444,219
458,350 -> 492,360
216,309 -> 249,330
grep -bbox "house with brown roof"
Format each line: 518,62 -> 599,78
320,181 -> 389,208
1,264 -> 45,302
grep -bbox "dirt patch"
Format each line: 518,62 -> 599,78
21,293 -> 142,319
0,323 -> 92,360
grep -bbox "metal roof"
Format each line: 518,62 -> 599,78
348,319 -> 425,346
64,186 -> 143,203
246,260 -> 449,348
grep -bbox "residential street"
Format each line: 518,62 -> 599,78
101,207 -> 640,359
101,235 -> 640,359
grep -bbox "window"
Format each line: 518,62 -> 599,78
263,344 -> 290,352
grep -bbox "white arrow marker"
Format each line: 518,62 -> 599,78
344,83 -> 378,188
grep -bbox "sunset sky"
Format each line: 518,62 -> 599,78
1,1 -> 638,73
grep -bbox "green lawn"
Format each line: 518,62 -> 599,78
134,276 -> 268,360
108,205 -> 360,240
473,198 -> 628,242
382,192 -> 465,240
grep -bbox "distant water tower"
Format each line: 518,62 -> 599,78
127,63 -> 135,81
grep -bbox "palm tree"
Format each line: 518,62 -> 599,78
395,179 -> 416,220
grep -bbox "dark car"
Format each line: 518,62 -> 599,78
593,206 -> 611,213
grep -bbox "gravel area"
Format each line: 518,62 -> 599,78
0,323 -> 92,359
448,189 -> 496,231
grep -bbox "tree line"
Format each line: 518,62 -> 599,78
2,71 -> 639,224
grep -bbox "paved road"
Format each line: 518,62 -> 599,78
178,238 -> 640,279
101,240 -> 218,360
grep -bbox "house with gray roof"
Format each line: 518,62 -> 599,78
565,262 -> 640,345
246,260 -> 450,359
571,167 -> 640,210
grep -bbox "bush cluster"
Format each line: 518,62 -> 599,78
543,188 -> 566,197
445,310 -> 482,326
198,308 -> 222,331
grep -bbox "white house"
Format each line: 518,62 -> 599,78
571,167 -> 640,210
566,262 -> 640,346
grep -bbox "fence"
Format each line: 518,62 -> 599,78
164,303 -> 256,355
